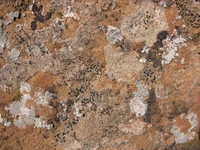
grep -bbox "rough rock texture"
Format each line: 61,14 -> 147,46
0,0 -> 200,149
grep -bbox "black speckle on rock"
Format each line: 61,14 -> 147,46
32,3 -> 52,23
45,12 -> 52,21
157,30 -> 168,41
31,21 -> 37,30
35,14 -> 45,23
153,40 -> 163,48
47,85 -> 56,93
32,3 -> 43,14
147,50 -> 163,69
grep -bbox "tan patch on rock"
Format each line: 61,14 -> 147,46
35,105 -> 54,119
118,143 -> 138,150
165,3 -> 178,34
121,2 -> 169,47
0,90 -> 13,114
0,57 -> 6,69
104,44 -> 144,82
61,18 -> 78,40
173,115 -> 191,134
91,75 -> 114,91
27,72 -> 58,90
45,39 -> 64,54
129,133 -> 151,150
119,119 -> 147,135
0,126 -> 54,150
56,85 -> 70,101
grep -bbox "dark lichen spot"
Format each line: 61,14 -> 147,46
147,50 -> 163,69
32,3 -> 43,14
47,85 -> 56,93
157,30 -> 168,41
32,3 -> 52,23
45,12 -> 52,21
31,21 -> 37,30
153,40 -> 163,48
35,14 -> 45,23
144,89 -> 161,122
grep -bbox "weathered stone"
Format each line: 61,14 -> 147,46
0,0 -> 200,149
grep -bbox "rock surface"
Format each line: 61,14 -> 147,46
0,0 -> 200,149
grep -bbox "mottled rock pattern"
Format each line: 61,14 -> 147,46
0,0 -> 200,150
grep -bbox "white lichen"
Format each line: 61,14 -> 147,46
34,91 -> 51,106
20,82 -> 31,94
139,58 -> 147,63
9,95 -> 36,128
7,11 -> 19,24
13,107 -> 35,128
0,114 -> 11,126
8,48 -> 21,61
34,117 -> 52,130
107,72 -> 115,81
73,102 -> 84,118
9,94 -> 31,116
0,20 -> 7,54
130,97 -> 147,118
67,46 -> 73,52
171,119 -> 198,144
64,6 -> 79,20
161,31 -> 187,66
30,45 -> 41,57
141,45 -> 151,55
171,126 -> 188,144
186,112 -> 198,132
14,118 -> 26,128
181,58 -> 185,64
130,81 -> 148,118
6,82 -> 52,129
106,26 -> 123,44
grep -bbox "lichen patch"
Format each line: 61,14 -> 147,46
121,2 -> 169,47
